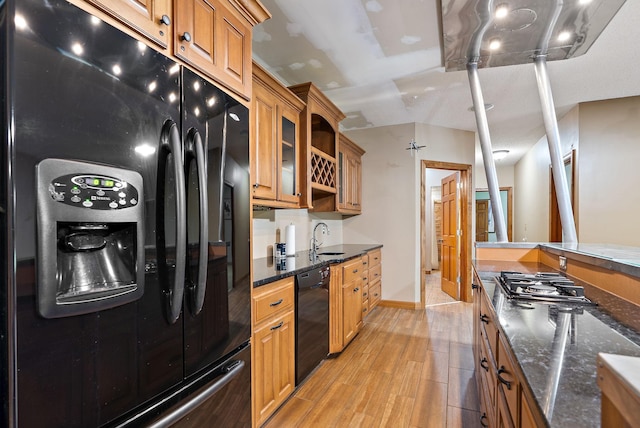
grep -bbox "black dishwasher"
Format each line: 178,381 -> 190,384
295,265 -> 330,385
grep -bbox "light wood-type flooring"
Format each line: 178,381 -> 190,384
264,271 -> 480,427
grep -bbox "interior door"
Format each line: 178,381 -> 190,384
441,172 -> 460,300
476,200 -> 489,242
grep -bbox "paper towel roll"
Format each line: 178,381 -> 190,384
285,224 -> 295,256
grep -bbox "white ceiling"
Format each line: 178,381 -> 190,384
252,0 -> 640,166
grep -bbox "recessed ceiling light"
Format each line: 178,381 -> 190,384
558,31 -> 572,42
489,38 -> 502,51
579,0 -> 592,5
495,4 -> 509,19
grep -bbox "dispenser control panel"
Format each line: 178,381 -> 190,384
48,173 -> 139,210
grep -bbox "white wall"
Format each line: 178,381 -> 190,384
578,97 -> 640,245
252,209 -> 343,258
513,106 -> 579,242
343,122 -> 475,304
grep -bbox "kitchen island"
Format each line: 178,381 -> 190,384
474,253 -> 640,427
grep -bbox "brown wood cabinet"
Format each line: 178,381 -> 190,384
368,249 -> 382,311
85,0 -> 173,48
288,83 -> 345,211
78,0 -> 269,99
329,249 -> 381,354
472,266 -> 546,428
337,133 -> 365,215
342,257 -> 364,345
251,277 -> 295,427
250,62 -> 305,208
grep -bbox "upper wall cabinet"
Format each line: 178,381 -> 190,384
337,133 -> 365,215
85,0 -> 173,48
288,83 -> 345,211
251,62 -> 305,208
81,0 -> 270,100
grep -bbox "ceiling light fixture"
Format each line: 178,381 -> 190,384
557,31 -> 572,42
468,103 -> 494,112
489,38 -> 502,51
493,149 -> 509,160
495,4 -> 509,19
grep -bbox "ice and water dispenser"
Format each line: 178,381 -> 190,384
36,159 -> 144,318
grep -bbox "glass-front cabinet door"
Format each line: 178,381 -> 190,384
278,107 -> 299,204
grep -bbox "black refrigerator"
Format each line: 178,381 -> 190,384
0,0 -> 252,426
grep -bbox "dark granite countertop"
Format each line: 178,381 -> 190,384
253,244 -> 382,287
474,260 -> 640,427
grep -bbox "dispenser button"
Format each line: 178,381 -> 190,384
118,192 -> 126,198
71,187 -> 81,194
130,198 -> 137,205
82,200 -> 93,207
96,190 -> 106,196
71,196 -> 81,203
109,201 -> 118,209
119,199 -> 126,205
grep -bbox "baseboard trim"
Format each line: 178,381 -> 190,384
378,300 -> 421,310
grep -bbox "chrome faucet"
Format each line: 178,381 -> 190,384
310,222 -> 330,256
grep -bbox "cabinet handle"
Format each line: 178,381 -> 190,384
480,357 -> 489,372
253,183 -> 259,189
160,14 -> 171,26
269,299 -> 283,307
354,287 -> 360,292
353,269 -> 358,273
497,366 -> 512,390
270,321 -> 284,331
472,283 -> 479,290
182,32 -> 192,42
363,276 -> 368,281
480,414 -> 489,427
480,314 -> 490,324
297,192 -> 302,196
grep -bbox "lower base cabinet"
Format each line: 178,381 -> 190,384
252,277 -> 295,427
472,266 -> 545,428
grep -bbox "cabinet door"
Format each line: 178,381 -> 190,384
174,0 -> 251,98
251,83 -> 277,200
278,106 -> 300,204
88,0 -> 172,48
253,310 -> 295,426
342,277 -> 362,345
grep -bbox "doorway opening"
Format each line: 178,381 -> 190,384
475,187 -> 513,242
420,160 -> 472,307
549,149 -> 577,242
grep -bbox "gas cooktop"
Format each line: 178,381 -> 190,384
497,271 -> 595,305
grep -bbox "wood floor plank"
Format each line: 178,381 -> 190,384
263,272 -> 477,428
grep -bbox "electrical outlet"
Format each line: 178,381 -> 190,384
559,256 -> 567,271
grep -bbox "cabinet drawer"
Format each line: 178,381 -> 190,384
497,336 -> 518,421
368,249 -> 381,267
362,299 -> 369,317
253,277 -> 294,325
479,328 -> 496,409
361,254 -> 369,269
362,268 -> 370,287
369,264 -> 381,283
480,292 -> 498,354
362,283 -> 369,302
342,258 -> 363,283
369,280 -> 381,306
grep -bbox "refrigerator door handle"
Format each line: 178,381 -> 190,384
161,121 -> 187,324
147,360 -> 245,428
191,130 -> 208,315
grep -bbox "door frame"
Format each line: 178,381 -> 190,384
420,160 -> 473,305
475,187 -> 513,242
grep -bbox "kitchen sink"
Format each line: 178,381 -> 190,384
318,252 -> 344,256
